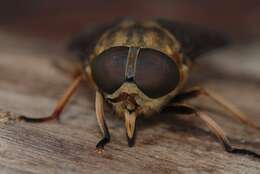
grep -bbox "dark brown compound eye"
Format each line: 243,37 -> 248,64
91,46 -> 128,94
135,49 -> 180,98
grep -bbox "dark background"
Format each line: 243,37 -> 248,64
1,0 -> 260,41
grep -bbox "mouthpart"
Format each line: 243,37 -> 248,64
107,92 -> 139,113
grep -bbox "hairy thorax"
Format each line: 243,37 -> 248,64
92,20 -> 182,65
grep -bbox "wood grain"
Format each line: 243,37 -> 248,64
0,32 -> 260,174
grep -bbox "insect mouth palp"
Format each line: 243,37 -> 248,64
108,92 -> 139,146
124,110 -> 137,147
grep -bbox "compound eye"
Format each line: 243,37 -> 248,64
135,49 -> 180,98
91,47 -> 128,94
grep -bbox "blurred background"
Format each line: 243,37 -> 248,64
1,0 -> 260,90
1,0 -> 260,42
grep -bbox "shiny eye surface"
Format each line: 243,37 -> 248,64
91,46 -> 128,94
135,49 -> 180,98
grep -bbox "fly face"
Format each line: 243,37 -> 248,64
87,45 -> 184,144
89,46 -> 182,115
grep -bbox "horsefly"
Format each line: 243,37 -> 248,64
6,19 -> 260,158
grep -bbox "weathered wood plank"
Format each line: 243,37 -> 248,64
0,33 -> 260,174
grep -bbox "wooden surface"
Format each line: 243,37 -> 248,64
0,32 -> 260,174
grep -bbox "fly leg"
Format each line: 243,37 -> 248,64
6,74 -> 83,123
171,87 -> 260,129
95,91 -> 110,153
165,104 -> 260,159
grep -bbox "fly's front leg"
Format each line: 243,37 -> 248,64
95,91 -> 110,153
1,74 -> 83,124
171,87 -> 260,129
165,104 -> 260,159
171,87 -> 202,103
